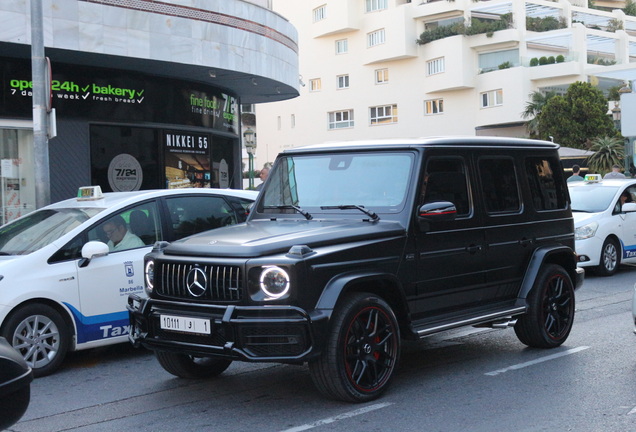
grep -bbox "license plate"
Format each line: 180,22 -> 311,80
160,315 -> 211,335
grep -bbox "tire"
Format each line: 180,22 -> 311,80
155,351 -> 232,378
597,237 -> 620,276
309,292 -> 400,402
1,303 -> 70,377
514,264 -> 575,348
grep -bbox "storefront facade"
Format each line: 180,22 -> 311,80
0,0 -> 298,222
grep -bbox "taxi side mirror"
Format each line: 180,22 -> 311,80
622,202 -> 636,213
79,241 -> 110,268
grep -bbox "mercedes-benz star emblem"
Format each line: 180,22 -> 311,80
186,267 -> 208,297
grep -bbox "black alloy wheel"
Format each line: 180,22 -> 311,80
309,293 -> 400,402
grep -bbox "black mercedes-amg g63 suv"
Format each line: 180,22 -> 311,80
128,136 -> 584,402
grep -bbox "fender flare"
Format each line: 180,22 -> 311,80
517,245 -> 578,302
314,270 -> 407,314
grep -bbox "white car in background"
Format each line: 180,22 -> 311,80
568,176 -> 636,276
0,186 -> 257,377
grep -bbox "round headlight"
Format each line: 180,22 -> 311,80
259,266 -> 290,299
145,260 -> 155,292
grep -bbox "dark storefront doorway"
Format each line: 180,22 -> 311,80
90,125 -> 162,192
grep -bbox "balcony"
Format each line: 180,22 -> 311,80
311,0 -> 360,38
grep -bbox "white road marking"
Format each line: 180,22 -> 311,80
628,406 -> 636,415
485,346 -> 590,376
279,402 -> 394,432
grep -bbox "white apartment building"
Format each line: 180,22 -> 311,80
253,0 -> 636,166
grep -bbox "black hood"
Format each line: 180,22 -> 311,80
163,219 -> 406,258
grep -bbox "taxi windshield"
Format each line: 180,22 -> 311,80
260,152 -> 414,216
0,208 -> 104,255
568,185 -> 620,213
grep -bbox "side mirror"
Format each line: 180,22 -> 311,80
622,202 -> 636,213
81,241 -> 110,259
417,201 -> 456,231
79,241 -> 110,268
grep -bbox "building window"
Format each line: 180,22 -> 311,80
337,74 -> 350,89
277,116 -> 281,130
480,89 -> 503,108
368,29 -> 386,47
309,78 -> 321,92
427,57 -> 445,76
366,0 -> 387,12
336,39 -> 348,54
370,104 -> 398,125
313,5 -> 326,22
328,110 -> 355,129
291,114 -> 296,129
424,99 -> 444,115
375,68 -> 389,84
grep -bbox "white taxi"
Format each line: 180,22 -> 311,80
0,186 -> 257,376
568,175 -> 636,276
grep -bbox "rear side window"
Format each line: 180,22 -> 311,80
525,157 -> 568,211
479,157 -> 520,213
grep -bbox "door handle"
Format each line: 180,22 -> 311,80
466,244 -> 482,254
519,238 -> 533,247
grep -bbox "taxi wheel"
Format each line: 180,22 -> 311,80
514,264 -> 575,348
1,303 -> 70,377
155,351 -> 232,378
597,237 -> 620,276
309,292 -> 400,402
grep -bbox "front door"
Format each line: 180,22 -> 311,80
414,153 -> 487,317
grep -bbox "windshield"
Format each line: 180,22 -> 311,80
0,207 -> 104,255
568,185 -> 619,213
261,152 -> 414,216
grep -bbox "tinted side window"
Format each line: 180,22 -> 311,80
479,157 -> 520,214
422,157 -> 470,216
166,195 -> 236,240
525,157 -> 568,211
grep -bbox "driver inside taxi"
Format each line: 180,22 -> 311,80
102,215 -> 144,251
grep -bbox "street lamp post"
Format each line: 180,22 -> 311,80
618,83 -> 633,174
243,127 -> 256,189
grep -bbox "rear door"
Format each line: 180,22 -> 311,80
480,153 -> 569,302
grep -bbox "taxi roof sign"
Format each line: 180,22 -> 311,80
584,174 -> 602,183
77,186 -> 104,201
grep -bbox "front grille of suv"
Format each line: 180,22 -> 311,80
157,262 -> 243,301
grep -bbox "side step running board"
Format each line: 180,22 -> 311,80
414,306 -> 526,337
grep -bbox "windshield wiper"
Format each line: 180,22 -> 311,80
321,205 -> 380,222
264,205 -> 313,220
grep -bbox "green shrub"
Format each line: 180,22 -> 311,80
416,22 -> 464,45
526,16 -> 567,32
530,57 -> 539,66
539,56 -> 548,65
547,56 -> 556,64
498,61 -> 512,69
556,54 -> 565,63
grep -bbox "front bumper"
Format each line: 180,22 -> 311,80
574,266 -> 585,290
575,237 -> 603,268
127,294 -> 327,363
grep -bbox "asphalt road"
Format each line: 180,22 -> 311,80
8,265 -> 636,432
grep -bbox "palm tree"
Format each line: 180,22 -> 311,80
521,90 -> 557,138
586,136 -> 625,176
